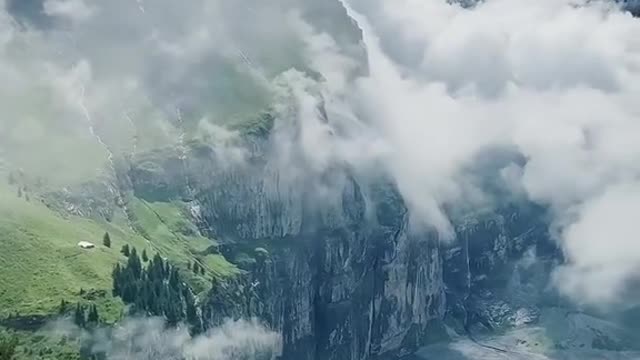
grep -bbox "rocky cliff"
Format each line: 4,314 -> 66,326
197,174 -> 446,360
123,135 -> 558,360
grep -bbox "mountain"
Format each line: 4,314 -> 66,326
1,0 -> 639,359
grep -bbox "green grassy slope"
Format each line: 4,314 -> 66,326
128,198 -> 239,294
0,183 -> 145,319
0,181 -> 240,360
0,182 -> 237,320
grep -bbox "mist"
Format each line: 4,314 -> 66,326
305,0 -> 640,307
1,0 -> 640,309
48,317 -> 281,360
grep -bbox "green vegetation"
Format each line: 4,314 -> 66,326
72,302 -> 100,329
0,179 -> 244,359
102,232 -> 111,248
0,333 -> 18,360
0,115 -> 253,360
0,183 -> 145,320
0,181 -> 238,319
112,251 -> 200,329
120,244 -> 130,257
128,198 -> 240,286
1,325 -> 89,360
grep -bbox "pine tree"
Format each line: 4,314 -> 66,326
200,266 -> 205,276
128,247 -> 142,279
74,303 -> 85,328
142,249 -> 148,262
59,299 -> 68,314
103,232 -> 111,248
121,244 -> 130,257
169,267 -> 180,290
111,249 -> 196,325
112,264 -> 122,296
87,304 -> 99,324
192,262 -> 199,275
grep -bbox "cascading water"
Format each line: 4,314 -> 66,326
337,0 -> 400,81
78,85 -> 116,173
124,111 -> 138,159
174,106 -> 195,199
78,84 -> 133,225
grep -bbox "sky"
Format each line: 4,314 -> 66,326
1,0 -> 639,308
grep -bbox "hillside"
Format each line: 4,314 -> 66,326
0,171 -> 239,358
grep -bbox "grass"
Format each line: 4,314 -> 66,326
0,180 -> 237,322
128,198 -> 239,294
0,183 -> 151,320
0,186 -> 237,359
1,327 -> 82,360
128,198 -> 210,258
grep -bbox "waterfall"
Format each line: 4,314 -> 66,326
124,111 -> 138,159
79,84 -> 132,226
79,85 -> 116,174
336,0 -> 400,81
174,107 -> 194,199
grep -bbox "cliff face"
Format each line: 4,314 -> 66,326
443,205 -> 556,335
195,169 -> 447,360
125,138 -> 556,360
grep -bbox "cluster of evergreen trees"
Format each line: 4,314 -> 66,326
111,248 -> 200,329
73,303 -> 100,328
59,299 -> 100,329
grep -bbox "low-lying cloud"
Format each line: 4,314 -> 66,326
2,0 -> 640,308
50,317 -> 281,360
286,0 -> 640,306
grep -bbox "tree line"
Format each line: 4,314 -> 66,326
111,247 -> 201,331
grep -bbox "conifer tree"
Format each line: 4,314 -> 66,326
74,303 -> 85,328
103,232 -> 111,248
111,250 -> 199,326
128,247 -> 142,279
112,264 -> 121,296
59,299 -> 68,314
121,244 -> 130,257
87,304 -> 99,324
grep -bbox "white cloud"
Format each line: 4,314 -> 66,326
284,0 -> 640,303
43,0 -> 95,22
553,182 -> 640,306
49,317 -> 282,360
